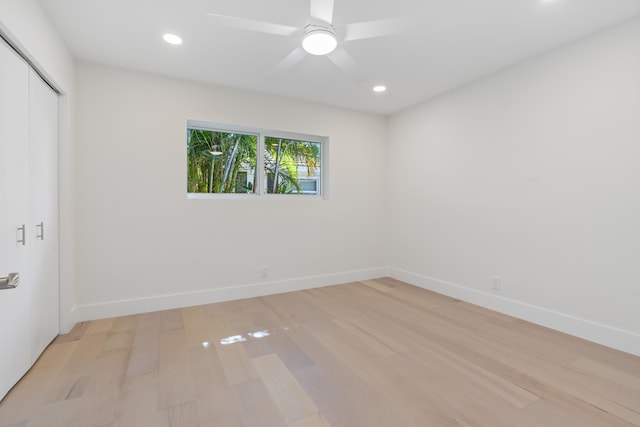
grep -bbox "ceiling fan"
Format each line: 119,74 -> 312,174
206,0 -> 416,82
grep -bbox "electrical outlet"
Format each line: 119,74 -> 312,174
491,276 -> 501,291
261,265 -> 269,278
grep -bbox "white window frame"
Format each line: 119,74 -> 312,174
187,120 -> 329,200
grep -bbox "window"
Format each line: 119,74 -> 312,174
187,128 -> 257,194
187,121 -> 326,197
264,137 -> 321,195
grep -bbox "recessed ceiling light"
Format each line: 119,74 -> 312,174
373,85 -> 387,93
163,33 -> 182,45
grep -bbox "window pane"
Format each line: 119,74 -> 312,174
187,129 -> 257,193
264,137 -> 321,195
299,179 -> 318,193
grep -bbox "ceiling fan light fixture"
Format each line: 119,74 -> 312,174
302,25 -> 337,55
163,33 -> 183,45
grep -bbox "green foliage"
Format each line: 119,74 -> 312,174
264,137 -> 321,194
187,129 -> 257,193
187,129 -> 321,194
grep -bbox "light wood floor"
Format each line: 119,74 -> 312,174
1,278 -> 639,426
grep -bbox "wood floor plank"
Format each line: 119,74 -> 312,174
358,279 -> 394,293
331,317 -> 396,358
53,321 -> 89,344
283,318 -> 419,427
402,332 -> 540,410
111,315 -> 138,333
82,347 -> 129,396
233,379 -> 286,427
160,309 -> 184,332
181,306 -> 209,350
13,399 -> 79,427
252,353 -> 319,423
195,393 -> 246,427
309,324 -> 466,426
158,328 -> 196,409
187,345 -> 247,425
305,287 -> 411,354
2,278 -> 639,427
203,313 -> 259,387
240,305 -> 314,373
160,400 -> 200,427
571,357 -> 640,393
292,359 -> 415,427
85,317 -> 116,334
58,347 -> 130,426
288,413 -> 332,427
0,341 -> 78,425
104,330 -> 135,352
126,311 -> 161,377
110,371 -> 159,427
258,331 -> 315,373
188,346 -> 227,396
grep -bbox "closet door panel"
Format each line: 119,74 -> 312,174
29,69 -> 59,360
0,39 -> 32,400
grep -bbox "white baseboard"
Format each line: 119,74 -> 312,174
73,267 -> 387,323
59,306 -> 77,335
388,267 -> 640,357
70,265 -> 639,356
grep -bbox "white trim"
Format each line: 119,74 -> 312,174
73,267 -> 386,322
72,265 -> 640,356
60,306 -> 77,334
0,26 -> 61,94
186,192 -> 322,201
387,267 -> 640,357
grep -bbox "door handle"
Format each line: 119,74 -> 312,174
0,272 -> 19,290
17,224 -> 26,245
36,222 -> 44,240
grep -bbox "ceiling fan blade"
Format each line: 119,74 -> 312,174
310,0 -> 334,24
327,47 -> 367,83
266,47 -> 307,78
206,13 -> 299,36
343,16 -> 420,41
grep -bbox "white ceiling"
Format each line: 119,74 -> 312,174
39,0 -> 640,115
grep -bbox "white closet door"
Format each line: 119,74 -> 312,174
29,69 -> 59,361
0,39 -> 32,400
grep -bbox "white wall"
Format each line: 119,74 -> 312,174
3,0 -> 638,355
0,0 -> 77,332
74,62 -> 388,318
388,17 -> 640,355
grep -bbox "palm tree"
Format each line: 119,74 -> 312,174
186,129 -> 212,193
188,129 -> 320,194
187,129 -> 257,193
264,137 -> 320,194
